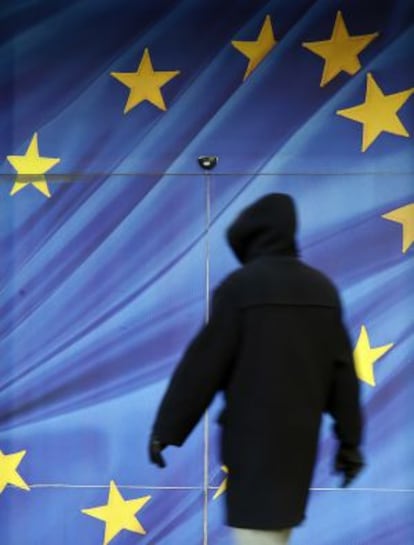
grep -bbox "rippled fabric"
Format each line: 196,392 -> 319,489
0,0 -> 413,544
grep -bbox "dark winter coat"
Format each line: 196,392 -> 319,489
152,193 -> 362,530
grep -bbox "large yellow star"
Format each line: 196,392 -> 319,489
111,48 -> 180,113
6,133 -> 60,197
213,465 -> 228,500
232,15 -> 277,81
353,326 -> 394,387
303,11 -> 378,87
382,203 -> 414,253
82,481 -> 151,545
0,449 -> 30,494
337,73 -> 414,151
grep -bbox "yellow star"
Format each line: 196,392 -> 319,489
6,132 -> 60,197
303,11 -> 378,86
353,326 -> 394,387
82,481 -> 151,545
337,73 -> 414,151
232,15 -> 277,81
111,48 -> 180,113
382,203 -> 414,253
0,449 -> 30,494
213,465 -> 229,500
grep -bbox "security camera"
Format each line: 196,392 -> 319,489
198,156 -> 218,170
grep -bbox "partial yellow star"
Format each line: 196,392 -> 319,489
213,465 -> 229,500
337,73 -> 414,151
353,326 -> 394,386
0,449 -> 30,494
6,132 -> 60,197
382,203 -> 414,253
303,11 -> 378,87
82,481 -> 151,545
232,15 -> 277,81
111,48 -> 180,113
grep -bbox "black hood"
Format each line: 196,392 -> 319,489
227,193 -> 298,263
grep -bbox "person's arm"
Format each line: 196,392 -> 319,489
150,284 -> 239,452
328,321 -> 365,486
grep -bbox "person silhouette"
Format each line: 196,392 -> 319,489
150,193 -> 364,545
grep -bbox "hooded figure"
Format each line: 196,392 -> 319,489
150,194 -> 363,538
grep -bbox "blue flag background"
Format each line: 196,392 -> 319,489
0,0 -> 413,544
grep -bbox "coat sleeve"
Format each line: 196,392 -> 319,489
151,284 -> 239,446
327,320 -> 363,449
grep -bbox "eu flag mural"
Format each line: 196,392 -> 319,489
1,0 -> 413,543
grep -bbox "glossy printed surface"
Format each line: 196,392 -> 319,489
0,1 -> 413,544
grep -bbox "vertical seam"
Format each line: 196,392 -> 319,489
203,171 -> 211,545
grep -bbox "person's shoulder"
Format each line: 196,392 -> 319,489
297,260 -> 341,301
299,260 -> 337,284
212,266 -> 250,302
215,267 -> 244,292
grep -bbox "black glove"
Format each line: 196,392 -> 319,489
149,435 -> 167,468
335,445 -> 364,487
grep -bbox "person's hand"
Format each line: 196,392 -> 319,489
149,435 -> 167,468
335,445 -> 364,487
